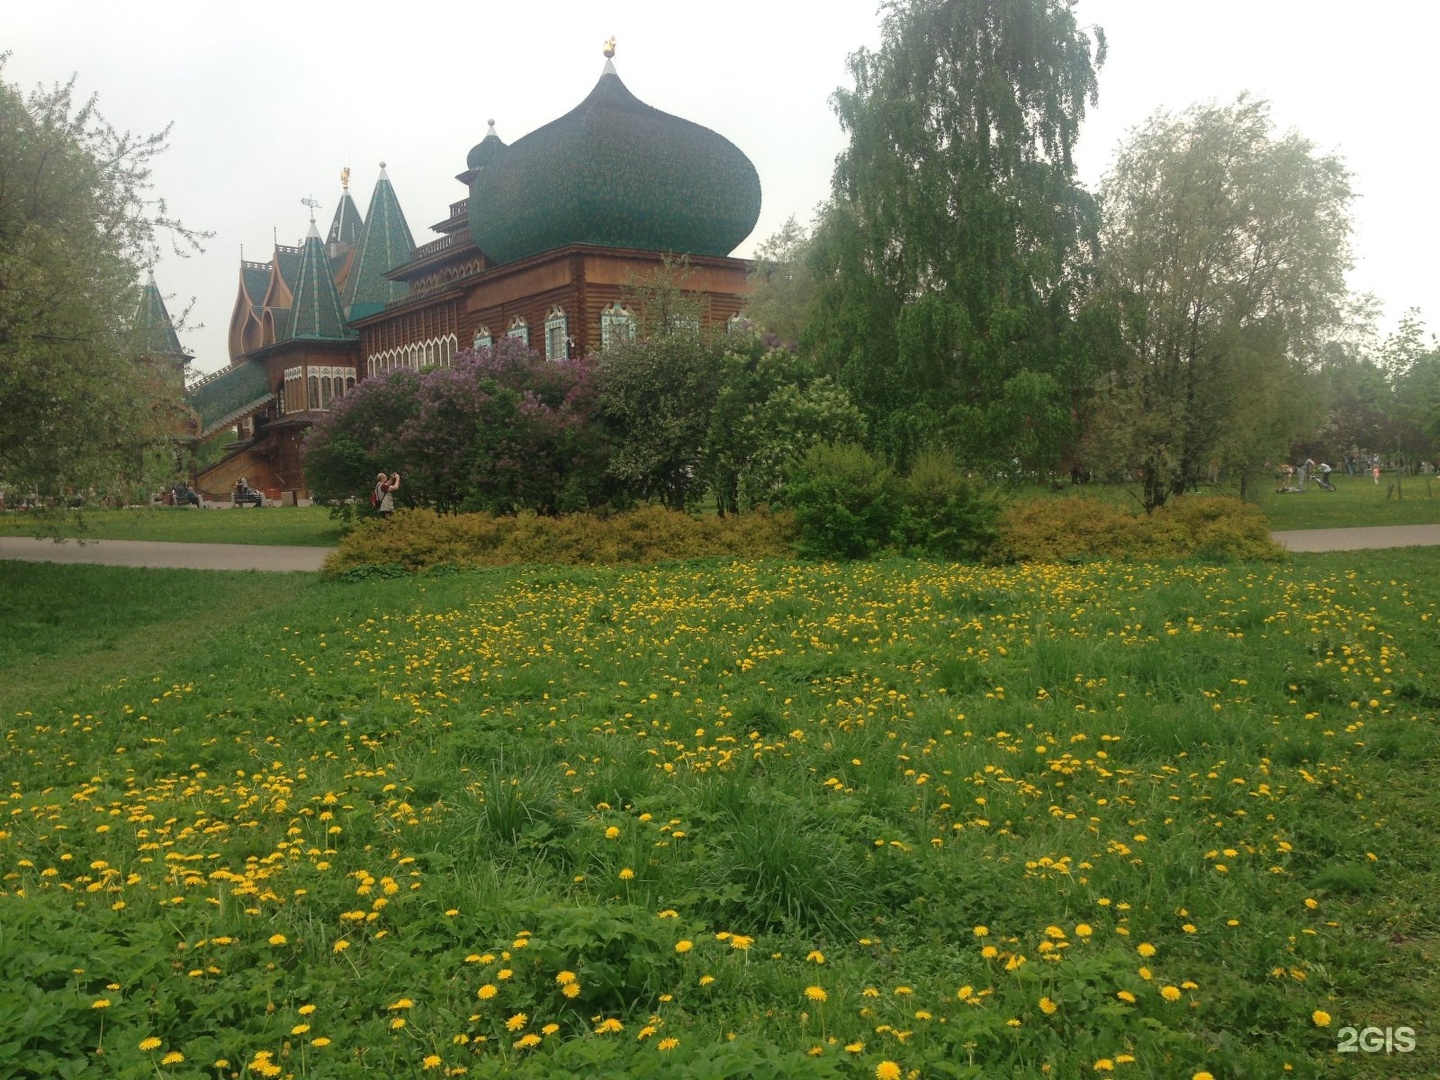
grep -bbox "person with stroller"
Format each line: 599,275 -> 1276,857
1314,462 -> 1335,491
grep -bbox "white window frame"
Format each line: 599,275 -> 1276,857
506,317 -> 529,346
544,307 -> 569,361
601,303 -> 636,350
473,326 -> 493,349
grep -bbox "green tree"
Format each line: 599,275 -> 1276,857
806,0 -> 1106,468
701,336 -> 867,514
0,62 -> 204,499
1085,97 -> 1353,508
742,215 -> 817,347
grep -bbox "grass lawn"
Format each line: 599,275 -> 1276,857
1,553 -> 1436,1078
0,505 -> 343,547
1017,473 -> 1440,532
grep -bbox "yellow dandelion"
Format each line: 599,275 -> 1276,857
604,826 -> 620,839
806,950 -> 825,964
514,1033 -> 541,1050
619,867 -> 635,881
268,934 -> 287,946
389,1017 -> 406,1031
332,939 -> 350,953
91,999 -> 111,1009
139,1037 -> 163,1051
1094,1060 -> 1115,1072
1161,985 -> 1182,1002
298,1004 -> 316,1015
1117,990 -> 1136,1004
876,1062 -> 902,1080
291,1024 -> 310,1035
556,971 -> 577,985
675,940 -> 694,953
388,998 -> 414,1011
595,1018 -> 623,1034
805,986 -> 828,1002
542,1024 -> 559,1036
161,1052 -> 184,1065
477,984 -> 498,1000
422,1055 -> 442,1069
658,1037 -> 679,1051
1074,923 -> 1093,937
561,982 -> 581,998
311,1037 -> 331,1047
845,1041 -> 865,1052
1313,1009 -> 1331,1027
1136,943 -> 1156,958
699,975 -> 715,987
505,1013 -> 528,1032
1039,997 -> 1058,1015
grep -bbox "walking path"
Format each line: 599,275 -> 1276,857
1269,524 -> 1440,553
0,537 -> 329,572
0,525 -> 1437,572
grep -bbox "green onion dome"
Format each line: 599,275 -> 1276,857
468,64 -> 761,265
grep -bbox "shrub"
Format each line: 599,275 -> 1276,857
787,442 -> 898,559
323,505 -> 797,575
996,494 -> 1285,563
891,448 -> 1000,560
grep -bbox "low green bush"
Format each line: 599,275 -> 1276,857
997,494 -> 1285,563
787,442 -> 898,559
323,505 -> 797,575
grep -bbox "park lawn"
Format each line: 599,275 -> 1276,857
0,504 -> 344,547
1016,474 -> 1440,531
1256,471 -> 1440,530
0,553 -> 1436,1079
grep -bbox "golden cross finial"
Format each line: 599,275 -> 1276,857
340,166 -> 351,190
603,36 -> 617,59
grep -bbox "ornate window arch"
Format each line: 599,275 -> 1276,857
506,316 -> 529,346
473,326 -> 493,350
600,303 -> 636,350
544,307 -> 569,361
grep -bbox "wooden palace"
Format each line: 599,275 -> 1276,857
185,44 -> 762,500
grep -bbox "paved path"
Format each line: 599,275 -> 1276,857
0,537 -> 330,572
1,525 -> 1437,572
1270,524 -> 1440,553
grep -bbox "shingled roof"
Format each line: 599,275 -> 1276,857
343,165 -> 416,321
327,188 -> 363,250
287,223 -> 355,341
468,61 -> 761,266
131,273 -> 189,359
187,360 -> 274,437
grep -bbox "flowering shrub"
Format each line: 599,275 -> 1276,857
305,339 -> 616,515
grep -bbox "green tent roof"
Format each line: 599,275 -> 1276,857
468,63 -> 761,266
327,189 -> 363,249
287,224 -> 355,341
131,274 -> 188,358
344,165 -> 416,321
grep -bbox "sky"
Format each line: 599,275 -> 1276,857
5,0 -> 1435,376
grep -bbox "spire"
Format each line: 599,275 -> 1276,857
327,169 -> 364,252
603,35 -> 617,76
132,272 -> 190,360
286,222 -> 354,341
343,163 -> 417,321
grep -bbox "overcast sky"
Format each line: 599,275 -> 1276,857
6,0 -> 1434,375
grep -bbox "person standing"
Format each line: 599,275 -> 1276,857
374,471 -> 400,518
